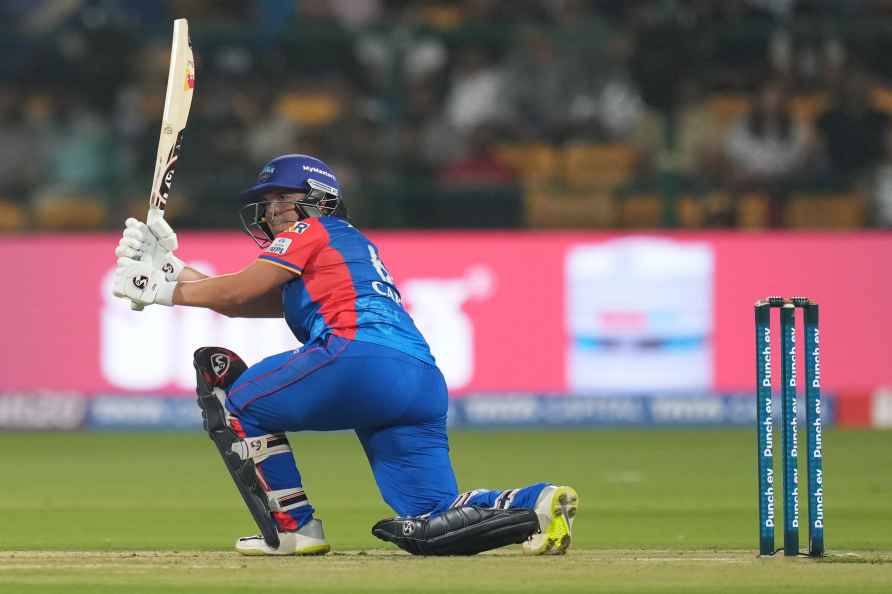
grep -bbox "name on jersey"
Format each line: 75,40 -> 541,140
266,237 -> 293,255
372,281 -> 402,305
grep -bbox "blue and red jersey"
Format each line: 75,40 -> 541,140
257,216 -> 435,366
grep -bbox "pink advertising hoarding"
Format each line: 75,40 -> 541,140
1,231 -> 890,396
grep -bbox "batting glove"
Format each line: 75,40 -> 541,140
114,217 -> 184,282
113,257 -> 175,307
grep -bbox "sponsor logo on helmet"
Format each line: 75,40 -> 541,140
302,165 -> 337,181
258,164 -> 275,182
307,178 -> 339,196
210,353 -> 231,376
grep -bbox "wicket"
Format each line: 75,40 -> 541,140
755,297 -> 824,557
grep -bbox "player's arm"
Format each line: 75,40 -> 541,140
173,260 -> 295,313
211,286 -> 284,318
178,266 -> 209,282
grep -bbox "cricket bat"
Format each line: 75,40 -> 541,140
132,18 -> 195,310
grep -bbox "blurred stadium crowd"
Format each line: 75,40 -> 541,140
4,0 -> 892,231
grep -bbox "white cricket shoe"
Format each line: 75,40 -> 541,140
522,485 -> 579,555
235,518 -> 331,556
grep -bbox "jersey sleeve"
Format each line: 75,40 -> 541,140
257,219 -> 328,275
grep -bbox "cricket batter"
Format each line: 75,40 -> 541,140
113,154 -> 578,556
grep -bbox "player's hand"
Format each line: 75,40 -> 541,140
112,258 -> 175,307
114,217 -> 184,282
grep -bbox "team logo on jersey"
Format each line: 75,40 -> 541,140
210,353 -> 230,377
293,222 -> 310,234
266,236 -> 293,255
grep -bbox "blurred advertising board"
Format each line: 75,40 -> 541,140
1,231 -> 891,397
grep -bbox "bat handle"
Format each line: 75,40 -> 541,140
130,300 -> 145,311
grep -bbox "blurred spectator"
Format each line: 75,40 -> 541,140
404,77 -> 463,169
501,27 -> 579,142
45,99 -> 118,194
816,70 -> 889,182
438,125 -> 515,188
590,33 -> 648,140
353,26 -> 448,95
870,124 -> 892,228
0,87 -> 39,200
444,47 -> 506,134
244,89 -> 300,164
632,79 -> 723,178
723,80 -> 814,226
327,0 -> 384,29
724,81 -> 812,185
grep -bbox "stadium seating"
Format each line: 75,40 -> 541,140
525,186 -> 617,228
704,94 -> 749,130
0,198 -> 28,231
677,195 -> 705,228
562,143 -> 638,189
274,92 -> 342,127
736,192 -> 771,229
494,144 -> 559,184
619,193 -> 663,228
785,192 -> 866,228
32,194 -> 107,230
791,93 -> 829,124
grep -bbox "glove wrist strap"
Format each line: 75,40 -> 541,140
155,280 -> 176,306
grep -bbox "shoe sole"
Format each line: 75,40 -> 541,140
527,486 -> 578,556
236,543 -> 331,556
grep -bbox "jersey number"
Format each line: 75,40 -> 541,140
368,245 -> 401,305
368,245 -> 394,283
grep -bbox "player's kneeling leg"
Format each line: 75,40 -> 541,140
372,506 -> 539,556
193,346 -> 281,549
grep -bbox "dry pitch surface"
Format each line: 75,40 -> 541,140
2,550 -> 891,594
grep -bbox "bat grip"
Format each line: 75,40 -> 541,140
130,301 -> 145,311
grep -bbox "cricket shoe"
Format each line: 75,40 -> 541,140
236,518 -> 331,556
522,485 -> 578,555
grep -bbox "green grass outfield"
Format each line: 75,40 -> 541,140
0,429 -> 890,593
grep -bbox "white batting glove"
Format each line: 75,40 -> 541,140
114,217 -> 184,282
112,257 -> 175,307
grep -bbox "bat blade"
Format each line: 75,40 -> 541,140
149,18 -> 195,214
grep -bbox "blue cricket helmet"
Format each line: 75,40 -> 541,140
238,154 -> 343,248
240,154 -> 341,202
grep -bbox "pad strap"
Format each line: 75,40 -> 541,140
494,489 -> 519,509
267,487 -> 309,512
230,433 -> 292,463
450,490 -> 485,508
